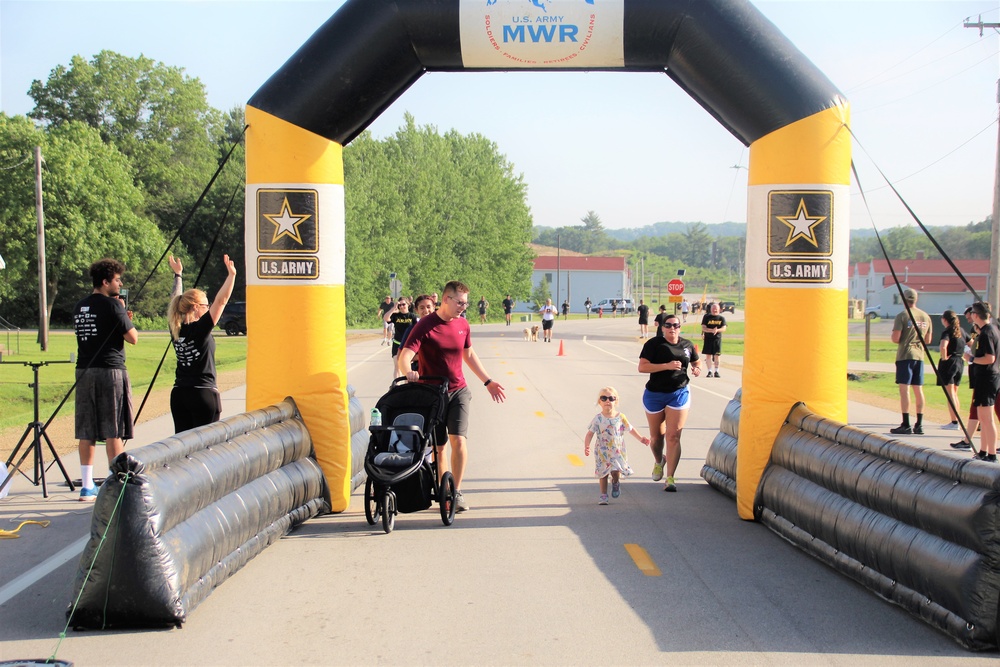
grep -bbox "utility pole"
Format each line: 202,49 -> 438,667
35,146 -> 48,351
965,16 -> 1000,309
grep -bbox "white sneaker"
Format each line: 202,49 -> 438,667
942,422 -> 959,430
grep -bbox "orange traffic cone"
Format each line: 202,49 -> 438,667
557,340 -> 566,356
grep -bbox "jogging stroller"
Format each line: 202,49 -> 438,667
363,377 -> 457,533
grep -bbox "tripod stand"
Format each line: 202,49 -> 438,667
1,358 -> 75,498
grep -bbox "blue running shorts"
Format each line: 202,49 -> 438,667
643,386 -> 691,413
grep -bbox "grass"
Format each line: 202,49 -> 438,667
0,322 -> 956,434
0,330 -> 246,432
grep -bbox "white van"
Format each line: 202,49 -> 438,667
592,298 -> 635,314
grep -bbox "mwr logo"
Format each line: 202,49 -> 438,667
767,190 -> 833,257
257,189 -> 319,253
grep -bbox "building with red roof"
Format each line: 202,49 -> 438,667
850,252 -> 991,316
521,255 -> 632,313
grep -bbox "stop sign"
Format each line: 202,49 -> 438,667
667,279 -> 685,296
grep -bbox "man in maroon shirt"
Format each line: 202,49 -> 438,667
398,281 -> 506,512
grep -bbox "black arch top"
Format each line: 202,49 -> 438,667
249,0 -> 845,147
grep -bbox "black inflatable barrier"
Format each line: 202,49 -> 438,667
700,388 -> 741,498
347,384 -> 369,491
755,402 -> 1000,651
67,398 -> 330,629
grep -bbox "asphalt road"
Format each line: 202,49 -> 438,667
0,315 -> 994,666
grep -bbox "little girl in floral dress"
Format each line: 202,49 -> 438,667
584,386 -> 650,505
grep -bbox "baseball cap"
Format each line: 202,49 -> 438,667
902,288 -> 918,301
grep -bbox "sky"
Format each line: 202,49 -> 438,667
2,0 -> 999,232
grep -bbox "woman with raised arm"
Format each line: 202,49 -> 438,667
166,254 -> 237,433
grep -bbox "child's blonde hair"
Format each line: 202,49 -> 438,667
596,386 -> 619,406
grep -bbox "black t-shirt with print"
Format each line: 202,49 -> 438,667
640,336 -> 700,393
173,312 -> 217,388
74,293 -> 134,369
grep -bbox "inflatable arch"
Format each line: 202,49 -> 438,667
245,0 -> 850,515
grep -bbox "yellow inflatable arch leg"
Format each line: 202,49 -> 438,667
737,105 -> 852,519
244,106 -> 351,512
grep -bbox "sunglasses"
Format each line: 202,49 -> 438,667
599,395 -> 617,402
662,322 -> 681,329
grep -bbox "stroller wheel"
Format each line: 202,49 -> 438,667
364,477 -> 378,526
382,489 -> 396,534
440,472 -> 456,526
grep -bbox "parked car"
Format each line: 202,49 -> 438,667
864,306 -> 881,319
218,301 -> 247,336
719,302 -> 736,314
592,298 -> 635,314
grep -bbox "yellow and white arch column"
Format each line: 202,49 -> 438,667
244,106 -> 351,511
737,105 -> 852,520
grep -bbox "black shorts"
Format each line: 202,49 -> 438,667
973,371 -> 1000,408
936,357 -> 963,386
702,337 -> 722,356
542,319 -> 553,331
638,316 -> 648,325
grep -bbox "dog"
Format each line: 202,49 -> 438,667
523,327 -> 531,341
530,325 -> 540,342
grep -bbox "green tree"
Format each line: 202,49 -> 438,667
27,51 -> 221,232
0,114 -> 167,326
530,276 -> 552,312
343,115 -> 534,326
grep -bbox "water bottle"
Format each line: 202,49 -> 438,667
370,408 -> 381,427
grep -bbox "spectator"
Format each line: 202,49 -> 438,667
166,254 -> 237,433
73,258 -> 138,501
968,301 -> 999,461
889,288 -> 932,435
584,297 -> 592,319
937,309 -> 966,431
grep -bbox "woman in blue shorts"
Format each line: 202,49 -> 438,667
638,313 -> 702,492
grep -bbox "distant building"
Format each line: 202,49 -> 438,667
850,254 -> 991,317
519,255 -> 632,313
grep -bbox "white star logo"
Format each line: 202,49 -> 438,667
263,197 -> 311,246
777,199 -> 826,248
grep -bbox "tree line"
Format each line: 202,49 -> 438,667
0,52 -> 534,330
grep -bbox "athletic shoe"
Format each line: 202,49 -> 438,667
598,494 -> 609,505
664,476 -> 677,492
713,371 -> 721,378
942,422 -> 960,430
974,450 -> 988,461
913,424 -> 924,435
611,480 -> 621,498
987,454 -> 998,463
651,461 -> 664,482
455,491 -> 469,512
79,486 -> 98,501
950,440 -> 972,450
889,425 -> 912,435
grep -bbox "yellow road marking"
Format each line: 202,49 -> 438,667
517,387 -> 526,391
567,454 -> 583,467
624,544 -> 662,576
535,411 -> 545,417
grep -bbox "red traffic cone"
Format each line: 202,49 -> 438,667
557,340 -> 566,356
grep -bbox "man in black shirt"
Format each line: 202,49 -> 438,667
73,258 -> 138,501
502,295 -> 514,326
969,301 -> 1000,462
